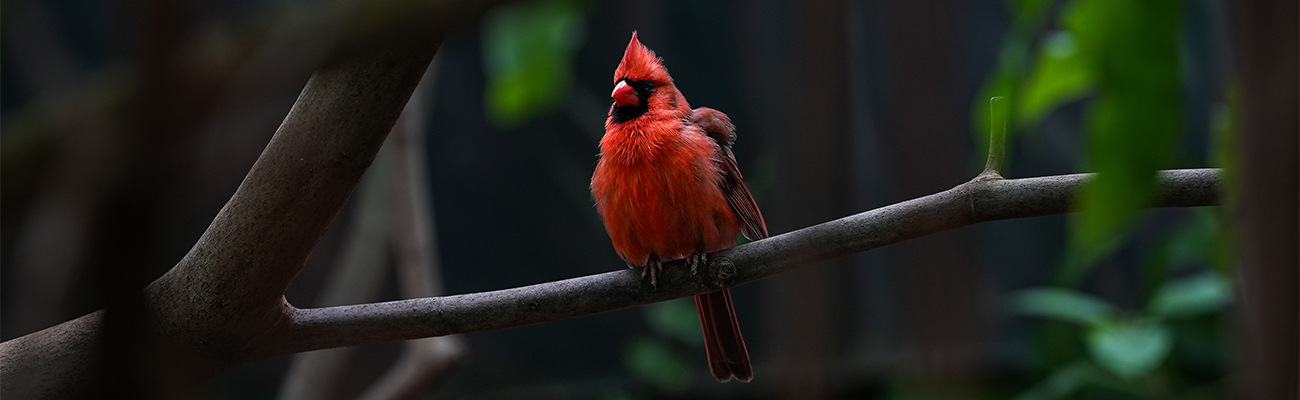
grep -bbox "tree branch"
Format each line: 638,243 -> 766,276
0,25 -> 443,400
270,168 -> 1220,356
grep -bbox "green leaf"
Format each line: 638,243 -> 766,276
1087,319 -> 1173,380
1063,0 -> 1184,280
482,0 -> 586,128
1006,288 -> 1116,325
622,337 -> 693,394
643,297 -> 705,346
1148,272 -> 1232,319
1016,30 -> 1094,127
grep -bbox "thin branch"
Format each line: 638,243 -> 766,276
270,168 -> 1221,356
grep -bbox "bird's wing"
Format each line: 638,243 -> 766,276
690,107 -> 769,240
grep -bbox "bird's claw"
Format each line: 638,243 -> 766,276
686,251 -> 707,276
641,256 -> 662,288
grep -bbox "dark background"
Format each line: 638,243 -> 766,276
2,0 -> 1247,399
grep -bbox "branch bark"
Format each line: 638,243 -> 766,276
271,168 -> 1220,355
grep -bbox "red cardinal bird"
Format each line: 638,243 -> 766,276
591,32 -> 767,382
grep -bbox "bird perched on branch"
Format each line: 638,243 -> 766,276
591,32 -> 768,382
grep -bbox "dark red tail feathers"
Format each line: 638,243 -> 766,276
694,290 -> 752,382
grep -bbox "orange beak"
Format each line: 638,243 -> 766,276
611,80 -> 639,107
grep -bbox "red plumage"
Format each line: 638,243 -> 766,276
591,32 -> 767,382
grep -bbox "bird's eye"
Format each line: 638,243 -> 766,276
643,81 -> 656,92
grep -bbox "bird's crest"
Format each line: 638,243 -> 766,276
613,31 -> 671,84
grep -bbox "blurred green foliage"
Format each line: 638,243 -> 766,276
482,0 -> 588,128
1064,0 -> 1183,280
644,296 -> 707,346
623,337 -> 694,394
979,0 -> 1232,398
977,0 -> 1186,282
1007,269 -> 1232,397
1085,318 -> 1173,381
1016,29 -> 1089,125
1006,288 -> 1115,326
1146,265 -> 1231,319
971,0 -> 1055,161
620,297 -> 703,394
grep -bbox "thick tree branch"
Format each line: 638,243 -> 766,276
147,38 -> 442,360
0,27 -> 443,400
270,168 -> 1220,356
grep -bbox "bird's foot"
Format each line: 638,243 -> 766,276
686,251 -> 708,276
641,256 -> 662,288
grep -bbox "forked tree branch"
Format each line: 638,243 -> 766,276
265,168 -> 1220,356
0,25 -> 446,400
